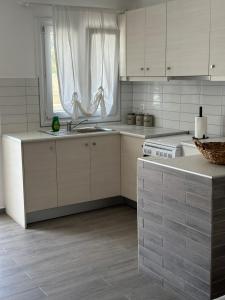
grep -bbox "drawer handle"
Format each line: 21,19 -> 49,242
167,66 -> 171,71
92,142 -> 96,146
140,67 -> 144,71
146,67 -> 150,71
85,143 -> 89,147
211,64 -> 215,69
49,146 -> 54,151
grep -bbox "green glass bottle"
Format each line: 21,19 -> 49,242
51,116 -> 60,132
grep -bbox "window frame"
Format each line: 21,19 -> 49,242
36,18 -> 121,127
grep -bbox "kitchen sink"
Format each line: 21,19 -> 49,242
74,127 -> 113,133
42,127 -> 114,136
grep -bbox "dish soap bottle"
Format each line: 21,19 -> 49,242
52,116 -> 60,132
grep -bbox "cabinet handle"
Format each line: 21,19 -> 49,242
211,64 -> 215,69
146,67 -> 150,71
92,142 -> 96,146
167,66 -> 171,71
140,67 -> 144,71
85,143 -> 89,147
49,146 -> 54,151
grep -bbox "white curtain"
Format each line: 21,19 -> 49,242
53,6 -> 119,121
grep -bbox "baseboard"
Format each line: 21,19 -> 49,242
0,208 -> 6,214
124,198 -> 137,209
26,196 -> 125,224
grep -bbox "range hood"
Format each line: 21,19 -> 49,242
167,76 -> 211,81
120,75 -> 225,82
168,75 -> 225,81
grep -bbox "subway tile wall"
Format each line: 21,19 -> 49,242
120,82 -> 133,123
132,80 -> 225,136
0,78 -> 40,134
1,79 -> 225,137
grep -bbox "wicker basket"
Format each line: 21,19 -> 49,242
193,138 -> 225,165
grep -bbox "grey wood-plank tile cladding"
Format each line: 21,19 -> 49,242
138,160 -> 215,300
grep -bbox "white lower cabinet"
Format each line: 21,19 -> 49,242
23,135 -> 121,212
90,135 -> 121,200
3,133 -> 134,227
121,135 -> 144,202
56,135 -> 121,206
23,141 -> 58,213
56,138 -> 91,207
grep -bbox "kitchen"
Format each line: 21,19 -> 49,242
1,0 -> 225,299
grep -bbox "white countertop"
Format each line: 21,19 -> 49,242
139,155 -> 225,179
3,124 -> 188,143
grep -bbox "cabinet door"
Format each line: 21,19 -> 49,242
210,0 -> 225,76
166,0 -> 210,76
90,135 -> 120,201
145,3 -> 166,76
126,8 -> 145,76
121,136 -> 144,202
23,141 -> 57,213
56,138 -> 90,207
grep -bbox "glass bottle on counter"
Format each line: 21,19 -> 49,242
51,116 -> 60,132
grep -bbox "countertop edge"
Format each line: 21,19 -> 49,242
138,156 -> 214,179
3,131 -> 121,144
2,128 -> 189,143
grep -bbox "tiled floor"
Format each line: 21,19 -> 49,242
0,206 -> 184,300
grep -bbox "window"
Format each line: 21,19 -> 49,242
39,21 -> 69,125
48,29 -> 63,114
38,19 -> 120,127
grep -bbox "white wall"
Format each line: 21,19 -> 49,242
0,0 -> 36,78
135,0 -> 165,8
0,0 -> 136,80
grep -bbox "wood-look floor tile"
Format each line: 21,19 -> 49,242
0,206 -> 184,300
4,288 -> 47,300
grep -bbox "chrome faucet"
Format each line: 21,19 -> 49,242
66,119 -> 88,132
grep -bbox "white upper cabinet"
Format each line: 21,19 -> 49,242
126,8 -> 145,76
123,0 -> 225,79
126,2 -> 166,77
145,4 -> 166,76
210,0 -> 225,77
166,0 -> 210,76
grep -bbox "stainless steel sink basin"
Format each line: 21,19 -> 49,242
41,127 -> 114,136
74,127 -> 113,133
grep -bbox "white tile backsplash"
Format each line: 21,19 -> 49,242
181,94 -> 200,104
1,78 -> 225,137
130,80 -> 225,136
200,95 -> 223,106
26,86 -> 39,96
0,78 -> 40,134
120,82 -> 133,124
0,87 -> 26,97
0,79 -> 26,87
0,96 -> 26,106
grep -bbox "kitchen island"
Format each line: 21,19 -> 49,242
137,155 -> 225,300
